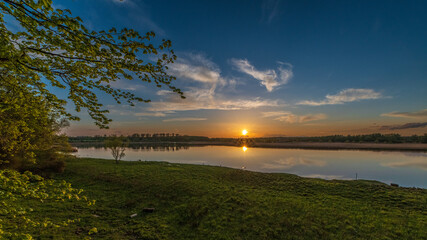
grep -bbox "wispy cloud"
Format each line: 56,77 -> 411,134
134,112 -> 166,117
261,0 -> 281,23
381,109 -> 427,119
379,122 -> 427,130
298,88 -> 383,106
111,0 -> 130,3
162,118 -> 207,122
230,59 -> 293,92
109,53 -> 284,117
299,114 -> 327,122
109,0 -> 138,8
143,54 -> 283,114
110,0 -> 164,35
261,111 -> 290,118
262,111 -> 327,123
149,88 -> 281,112
108,79 -> 144,91
168,53 -> 226,92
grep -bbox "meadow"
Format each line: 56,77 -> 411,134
10,157 -> 427,239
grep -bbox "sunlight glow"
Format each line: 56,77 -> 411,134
242,146 -> 248,152
242,129 -> 248,136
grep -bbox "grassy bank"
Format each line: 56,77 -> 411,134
19,158 -> 427,239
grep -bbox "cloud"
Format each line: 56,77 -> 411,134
156,90 -> 173,96
299,114 -> 327,122
110,1 -> 164,35
134,112 -> 166,117
261,0 -> 281,23
149,54 -> 283,113
262,157 -> 325,170
379,122 -> 427,130
149,88 -> 281,112
262,111 -> 327,123
169,53 -> 226,91
110,0 -> 136,7
162,118 -> 207,122
107,79 -> 144,91
105,104 -> 169,117
381,109 -> 427,119
230,59 -> 293,92
120,53 -> 284,116
298,88 -> 383,106
261,111 -> 289,118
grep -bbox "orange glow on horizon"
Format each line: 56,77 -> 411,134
64,119 -> 425,138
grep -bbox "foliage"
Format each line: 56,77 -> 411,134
104,137 -> 127,164
0,74 -> 71,170
37,157 -> 425,239
0,169 -> 95,239
0,0 -> 183,128
0,1 -> 183,238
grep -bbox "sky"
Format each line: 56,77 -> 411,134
54,0 -> 427,137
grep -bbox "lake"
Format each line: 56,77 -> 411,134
74,145 -> 427,188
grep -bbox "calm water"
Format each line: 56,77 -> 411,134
74,145 -> 427,188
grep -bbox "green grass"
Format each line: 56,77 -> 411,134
21,158 -> 427,239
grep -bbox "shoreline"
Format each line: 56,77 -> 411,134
70,141 -> 427,151
217,142 -> 427,151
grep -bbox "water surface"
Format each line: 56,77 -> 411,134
74,145 -> 427,188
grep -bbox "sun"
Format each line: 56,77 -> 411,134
242,129 -> 248,136
242,146 -> 248,152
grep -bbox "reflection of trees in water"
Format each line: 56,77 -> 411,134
73,142 -> 190,152
137,145 -> 190,152
236,136 -> 255,147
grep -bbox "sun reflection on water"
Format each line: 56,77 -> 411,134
242,146 -> 248,152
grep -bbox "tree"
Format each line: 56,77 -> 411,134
104,137 -> 127,164
0,0 -> 183,129
0,1 -> 181,237
0,73 -> 71,171
0,169 -> 95,239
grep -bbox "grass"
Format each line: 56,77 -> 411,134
20,157 -> 427,239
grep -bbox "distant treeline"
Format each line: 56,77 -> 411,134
256,133 -> 427,144
72,142 -> 191,152
69,133 -> 427,144
69,133 -> 211,143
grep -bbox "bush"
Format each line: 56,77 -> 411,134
0,169 -> 95,239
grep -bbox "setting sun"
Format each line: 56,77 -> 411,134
242,129 -> 248,136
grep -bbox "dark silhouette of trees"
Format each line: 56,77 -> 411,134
69,133 -> 427,144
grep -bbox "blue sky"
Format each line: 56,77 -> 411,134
55,0 -> 427,137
